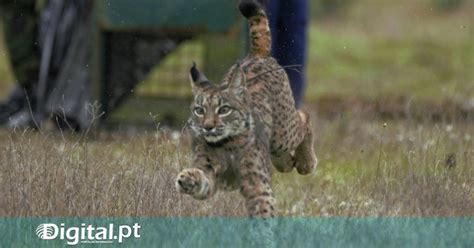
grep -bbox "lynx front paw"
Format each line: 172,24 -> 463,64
175,168 -> 209,199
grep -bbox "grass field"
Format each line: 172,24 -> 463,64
0,116 -> 472,216
307,0 -> 474,101
0,0 -> 473,217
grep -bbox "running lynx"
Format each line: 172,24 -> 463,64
176,0 -> 317,217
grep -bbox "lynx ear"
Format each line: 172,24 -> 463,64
190,62 -> 210,92
226,65 -> 246,95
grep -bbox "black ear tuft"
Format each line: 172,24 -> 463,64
190,62 -> 210,89
239,0 -> 261,19
190,61 -> 200,82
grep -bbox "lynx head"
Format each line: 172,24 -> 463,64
188,63 -> 253,145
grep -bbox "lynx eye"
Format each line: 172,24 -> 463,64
217,106 -> 232,116
193,107 -> 205,117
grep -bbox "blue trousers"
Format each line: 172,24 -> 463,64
266,0 -> 308,107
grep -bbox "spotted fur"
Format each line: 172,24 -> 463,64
176,0 -> 317,217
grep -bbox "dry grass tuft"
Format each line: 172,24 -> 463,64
0,115 -> 472,217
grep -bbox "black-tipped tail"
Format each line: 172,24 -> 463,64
238,0 -> 271,57
239,0 -> 262,19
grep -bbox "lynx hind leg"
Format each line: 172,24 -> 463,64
294,110 -> 318,175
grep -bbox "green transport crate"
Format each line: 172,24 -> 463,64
90,0 -> 246,125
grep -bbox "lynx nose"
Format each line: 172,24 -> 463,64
203,125 -> 215,132
202,117 -> 216,132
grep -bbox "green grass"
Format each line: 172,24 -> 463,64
308,28 -> 474,100
306,0 -> 474,101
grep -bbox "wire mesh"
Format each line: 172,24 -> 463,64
136,39 -> 204,98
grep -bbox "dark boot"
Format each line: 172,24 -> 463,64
7,109 -> 37,129
0,86 -> 30,124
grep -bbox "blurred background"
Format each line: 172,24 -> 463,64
0,0 -> 472,128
